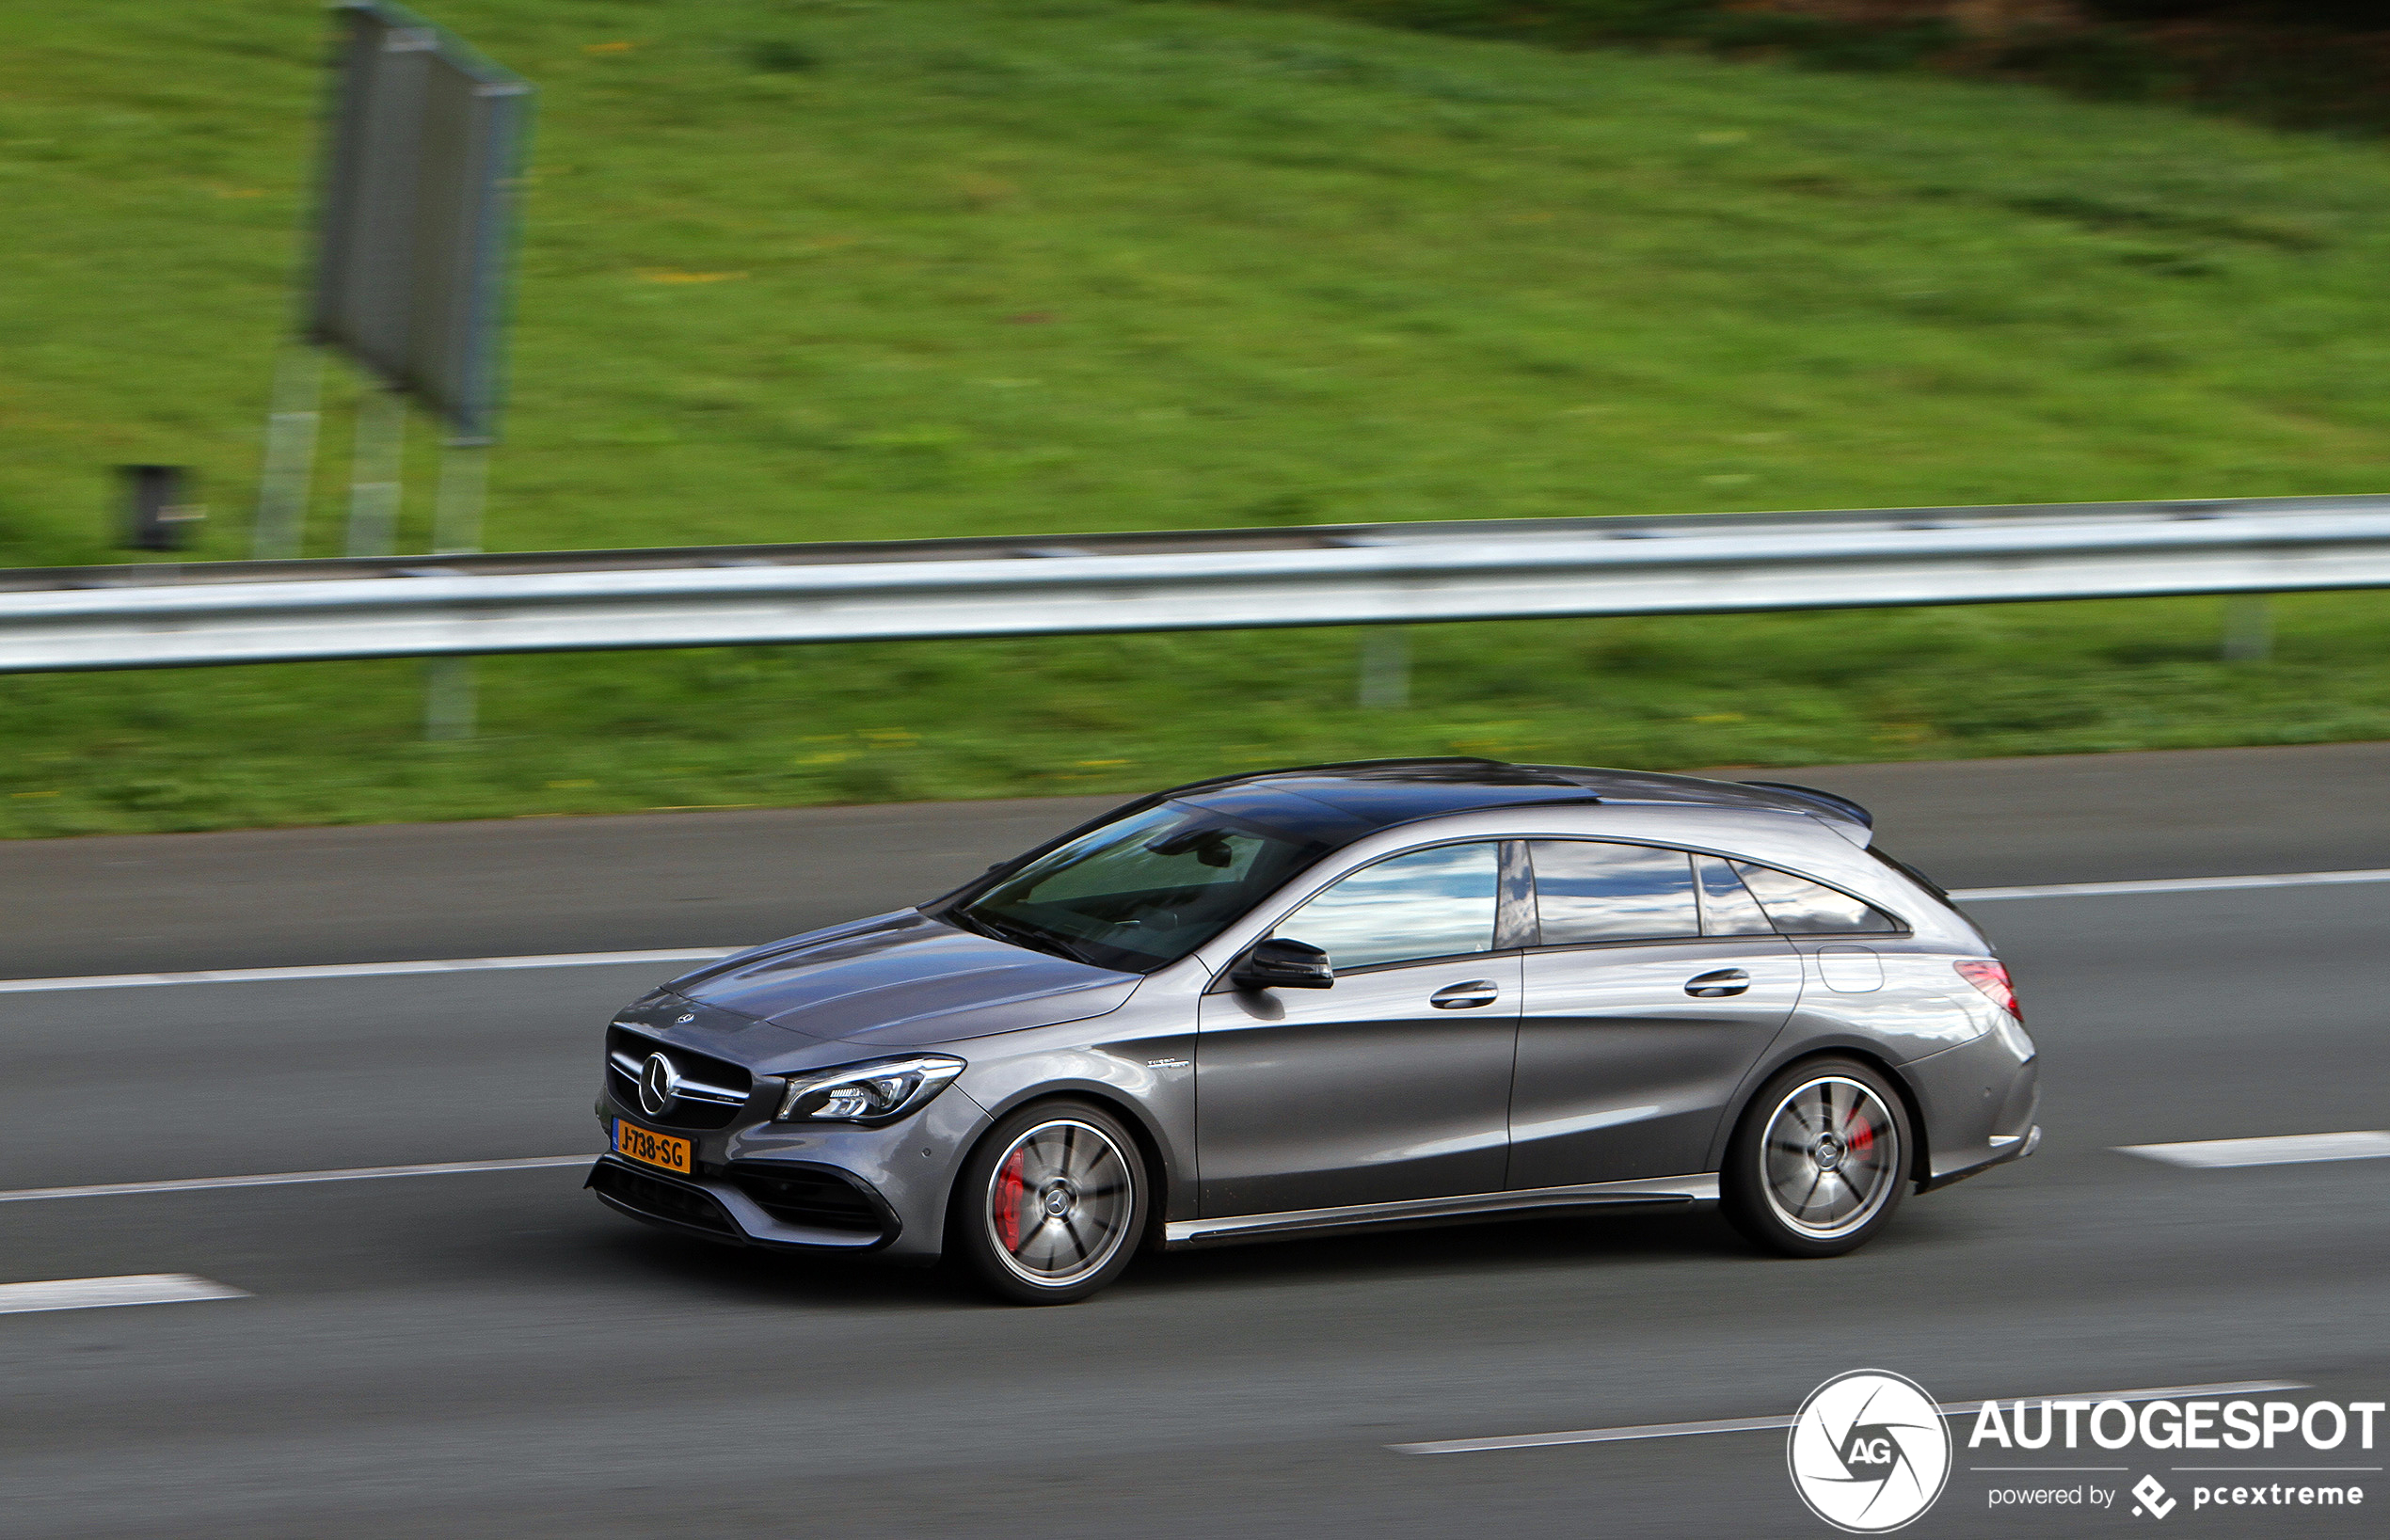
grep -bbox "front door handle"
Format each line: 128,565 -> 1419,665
1685,968 -> 1750,998
1430,980 -> 1500,1009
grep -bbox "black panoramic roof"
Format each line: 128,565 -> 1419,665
1167,758 -> 1869,842
937,758 -> 1875,913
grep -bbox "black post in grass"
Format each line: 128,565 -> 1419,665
119,466 -> 203,552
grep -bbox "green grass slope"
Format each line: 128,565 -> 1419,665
0,0 -> 2386,834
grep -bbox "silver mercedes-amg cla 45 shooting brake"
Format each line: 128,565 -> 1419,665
589,759 -> 2039,1304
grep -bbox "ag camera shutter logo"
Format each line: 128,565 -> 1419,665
1789,1370 -> 1953,1532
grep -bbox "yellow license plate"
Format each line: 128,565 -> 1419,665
613,1120 -> 690,1174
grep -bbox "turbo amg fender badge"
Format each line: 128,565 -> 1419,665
1790,1370 -> 1952,1533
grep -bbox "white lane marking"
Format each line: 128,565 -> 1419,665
1951,867 -> 2390,901
0,1154 -> 595,1204
0,1274 -> 247,1315
1388,1381 -> 2306,1454
2118,1131 -> 2390,1168
0,947 -> 740,994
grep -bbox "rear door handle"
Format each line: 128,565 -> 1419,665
1685,968 -> 1750,998
1430,980 -> 1501,1009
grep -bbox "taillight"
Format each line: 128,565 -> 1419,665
1954,960 -> 2019,1021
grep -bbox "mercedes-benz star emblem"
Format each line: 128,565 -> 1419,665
638,1052 -> 679,1118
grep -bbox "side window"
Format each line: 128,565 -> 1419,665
1274,843 -> 1499,971
1694,855 -> 1776,936
1528,841 -> 1699,945
1730,861 -> 1900,934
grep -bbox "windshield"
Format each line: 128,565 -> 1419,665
955,801 -> 1330,974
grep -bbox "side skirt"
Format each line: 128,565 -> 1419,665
1162,1173 -> 1719,1250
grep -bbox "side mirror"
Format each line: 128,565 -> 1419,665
1233,936 -> 1333,991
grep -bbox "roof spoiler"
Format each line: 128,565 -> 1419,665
1739,781 -> 1874,829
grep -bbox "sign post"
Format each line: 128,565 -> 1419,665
253,347 -> 323,561
254,0 -> 533,734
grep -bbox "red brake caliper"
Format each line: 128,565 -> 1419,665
995,1149 -> 1026,1251
1848,1117 -> 1874,1156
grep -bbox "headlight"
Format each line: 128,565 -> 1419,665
774,1055 -> 964,1125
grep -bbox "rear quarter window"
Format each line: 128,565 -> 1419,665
1731,861 -> 1901,935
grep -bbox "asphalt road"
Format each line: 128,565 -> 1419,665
2,743 -> 2384,1538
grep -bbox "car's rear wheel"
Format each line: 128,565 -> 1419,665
948,1100 -> 1148,1305
1723,1057 -> 1910,1258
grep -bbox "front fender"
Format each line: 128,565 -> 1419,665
957,1040 -> 1195,1227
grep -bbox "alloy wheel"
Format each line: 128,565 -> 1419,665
1760,1074 -> 1902,1240
982,1118 -> 1137,1290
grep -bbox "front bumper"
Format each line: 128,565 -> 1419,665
588,1155 -> 902,1251
591,1079 -> 991,1263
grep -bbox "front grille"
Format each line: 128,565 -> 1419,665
605,1027 -> 754,1130
725,1162 -> 886,1236
589,1162 -> 738,1235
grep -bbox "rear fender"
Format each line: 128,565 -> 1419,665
1708,1036 -> 1935,1188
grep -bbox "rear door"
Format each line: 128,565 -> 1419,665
1197,842 -> 1522,1217
1507,844 -> 1804,1187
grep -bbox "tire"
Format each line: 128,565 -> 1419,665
948,1099 -> 1150,1305
1723,1056 -> 1912,1259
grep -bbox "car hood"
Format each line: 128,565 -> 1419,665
665,909 -> 1140,1049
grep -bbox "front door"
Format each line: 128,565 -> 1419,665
1506,842 -> 1804,1188
1197,842 -> 1522,1217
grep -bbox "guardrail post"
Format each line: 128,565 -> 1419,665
2221,595 -> 2274,662
1359,627 -> 1410,709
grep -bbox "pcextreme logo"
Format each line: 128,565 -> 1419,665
1789,1370 -> 1954,1533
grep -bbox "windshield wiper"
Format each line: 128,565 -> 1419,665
956,908 -> 1097,967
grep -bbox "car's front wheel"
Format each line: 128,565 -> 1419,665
948,1100 -> 1149,1305
1723,1057 -> 1911,1258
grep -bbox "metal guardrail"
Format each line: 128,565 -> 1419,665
2,495 -> 2385,672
